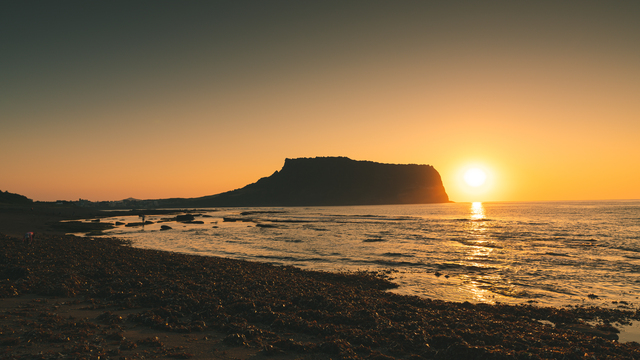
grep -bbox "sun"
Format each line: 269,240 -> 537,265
464,168 -> 487,187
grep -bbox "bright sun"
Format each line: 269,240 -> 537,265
464,168 -> 487,187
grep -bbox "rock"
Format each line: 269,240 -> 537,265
175,214 -> 195,222
160,225 -> 172,230
124,222 -> 144,227
224,333 -> 248,347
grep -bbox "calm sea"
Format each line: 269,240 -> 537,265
86,200 -> 640,309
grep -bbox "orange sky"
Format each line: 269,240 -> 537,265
2,2 -> 639,203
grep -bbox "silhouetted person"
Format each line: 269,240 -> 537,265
23,231 -> 35,245
140,214 -> 146,230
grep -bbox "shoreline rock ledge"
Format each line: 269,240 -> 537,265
193,157 -> 450,207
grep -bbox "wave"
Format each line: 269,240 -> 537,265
333,214 -> 416,221
543,252 -> 571,257
371,259 -> 425,267
240,210 -> 288,216
381,252 -> 415,258
343,258 -> 426,268
613,246 -> 640,253
437,263 -> 498,272
363,238 -> 386,243
451,218 -> 495,222
451,238 -> 504,249
521,221 -> 550,226
253,254 -> 328,263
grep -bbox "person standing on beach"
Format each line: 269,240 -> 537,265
23,231 -> 35,245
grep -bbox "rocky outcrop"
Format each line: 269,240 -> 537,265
0,190 -> 33,204
192,157 -> 449,207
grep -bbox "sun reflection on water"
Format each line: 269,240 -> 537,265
462,202 -> 503,303
469,202 -> 488,237
471,202 -> 485,221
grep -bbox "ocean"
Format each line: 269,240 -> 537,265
85,200 -> 640,310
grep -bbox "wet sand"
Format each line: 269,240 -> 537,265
2,206 -> 640,359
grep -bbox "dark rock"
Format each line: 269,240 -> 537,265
223,217 -> 252,223
224,333 -> 248,347
160,225 -> 172,230
52,220 -> 115,233
3,266 -> 29,280
175,214 -> 195,222
125,222 -> 144,227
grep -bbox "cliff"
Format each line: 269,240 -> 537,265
191,157 -> 449,207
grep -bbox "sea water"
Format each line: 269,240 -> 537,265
84,201 -> 640,310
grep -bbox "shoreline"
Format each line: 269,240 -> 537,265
0,202 -> 201,238
2,233 -> 640,359
51,203 -> 640,311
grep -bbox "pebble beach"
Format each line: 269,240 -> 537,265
2,230 -> 640,359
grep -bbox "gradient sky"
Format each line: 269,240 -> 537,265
2,1 -> 639,203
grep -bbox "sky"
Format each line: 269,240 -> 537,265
2,1 -> 639,203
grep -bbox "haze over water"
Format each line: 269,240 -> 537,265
86,200 -> 640,309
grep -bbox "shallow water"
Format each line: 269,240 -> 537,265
81,200 -> 640,312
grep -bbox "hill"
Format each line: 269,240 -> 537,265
0,190 -> 32,204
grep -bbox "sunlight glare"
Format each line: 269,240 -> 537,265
464,168 -> 487,187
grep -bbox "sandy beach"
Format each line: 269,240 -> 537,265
2,207 -> 640,359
